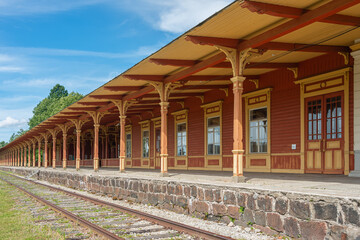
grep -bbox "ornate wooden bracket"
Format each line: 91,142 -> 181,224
87,111 -> 106,126
220,88 -> 229,97
196,95 -> 204,103
112,100 -> 137,117
215,46 -> 262,77
177,101 -> 185,108
57,123 -> 71,136
70,119 -> 88,131
147,81 -> 182,102
287,67 -> 298,79
338,52 -> 349,65
48,128 -> 60,139
249,79 -> 259,89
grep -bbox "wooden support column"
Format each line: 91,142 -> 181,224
105,133 -> 108,159
37,138 -> 42,167
17,147 -> 19,166
146,81 -> 181,177
70,119 -> 87,171
160,101 -> 170,176
216,47 -> 261,182
113,100 -> 135,173
32,141 -> 36,167
41,133 -> 50,168
20,145 -> 24,167
26,142 -> 30,167
58,124 -> 71,170
87,111 -> 106,172
48,129 -> 59,169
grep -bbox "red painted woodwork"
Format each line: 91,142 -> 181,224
250,159 -> 267,166
237,0 -> 360,50
271,156 -> 301,169
208,159 -> 220,166
241,0 -> 360,26
177,160 -> 186,165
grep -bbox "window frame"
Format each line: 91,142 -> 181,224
206,116 -> 221,155
249,107 -> 268,154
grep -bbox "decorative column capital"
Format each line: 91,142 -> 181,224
76,129 -> 81,134
94,123 -> 100,128
159,101 -> 170,112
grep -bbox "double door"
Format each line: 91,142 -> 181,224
305,92 -> 344,174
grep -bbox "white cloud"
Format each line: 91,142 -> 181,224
0,45 -> 158,59
0,66 -> 24,72
0,0 -> 109,16
0,117 -> 27,128
119,0 -> 232,33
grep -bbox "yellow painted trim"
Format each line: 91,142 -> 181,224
244,88 -> 271,170
242,87 -> 273,98
244,168 -> 271,173
295,67 -> 352,85
188,156 -> 205,158
299,68 -> 350,175
350,42 -> 360,52
203,101 -> 223,170
140,121 -> 150,168
271,153 -> 301,156
171,109 -> 189,116
271,169 -> 304,174
151,117 -> 161,122
173,109 -> 189,169
200,100 -> 223,109
125,125 -> 132,168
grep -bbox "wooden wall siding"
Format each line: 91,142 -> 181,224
169,157 -> 175,168
271,155 -> 301,169
188,157 -> 204,168
222,157 -> 232,168
132,124 -> 141,161
250,158 -> 267,166
186,97 -> 204,157
298,52 -> 348,79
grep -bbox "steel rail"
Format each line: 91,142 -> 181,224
5,171 -> 234,240
0,176 -> 124,240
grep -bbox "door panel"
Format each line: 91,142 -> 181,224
305,97 -> 323,173
305,92 -> 344,174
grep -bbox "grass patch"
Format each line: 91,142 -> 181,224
0,180 -> 64,240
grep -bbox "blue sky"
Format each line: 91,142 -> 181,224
0,0 -> 232,142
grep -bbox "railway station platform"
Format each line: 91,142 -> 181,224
1,166 -> 360,239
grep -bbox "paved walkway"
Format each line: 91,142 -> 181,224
8,167 -> 360,199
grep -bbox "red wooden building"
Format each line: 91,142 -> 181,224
1,0 -> 360,180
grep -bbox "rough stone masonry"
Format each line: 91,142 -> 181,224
2,167 -> 360,240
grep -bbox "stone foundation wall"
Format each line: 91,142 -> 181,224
2,167 -> 360,240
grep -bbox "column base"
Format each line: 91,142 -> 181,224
349,171 -> 360,177
159,172 -> 170,177
232,175 -> 246,183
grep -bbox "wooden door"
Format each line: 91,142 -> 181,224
155,128 -> 161,169
323,92 -> 344,174
305,92 -> 344,174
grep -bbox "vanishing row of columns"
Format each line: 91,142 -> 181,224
1,48 -> 254,182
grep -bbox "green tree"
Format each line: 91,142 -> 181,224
28,85 -> 83,129
48,84 -> 68,99
8,129 -> 27,142
0,141 -> 7,148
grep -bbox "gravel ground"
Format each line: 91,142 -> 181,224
27,175 -> 280,240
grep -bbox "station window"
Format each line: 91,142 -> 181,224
207,116 -> 220,155
249,107 -> 268,153
142,130 -> 149,158
177,123 -> 187,156
126,133 -> 131,158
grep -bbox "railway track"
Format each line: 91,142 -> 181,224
0,171 -> 234,240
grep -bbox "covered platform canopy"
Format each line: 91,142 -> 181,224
1,0 -> 360,180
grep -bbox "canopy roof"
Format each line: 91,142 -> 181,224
2,0 -> 360,150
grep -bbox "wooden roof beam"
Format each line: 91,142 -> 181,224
185,36 -> 349,52
103,86 -> 143,91
77,102 -> 109,106
123,53 -> 226,100
150,59 -> 296,69
143,92 -> 203,98
89,95 -> 123,100
241,0 -> 360,26
237,0 -> 360,50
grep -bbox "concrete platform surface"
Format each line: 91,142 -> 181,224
10,167 -> 360,199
